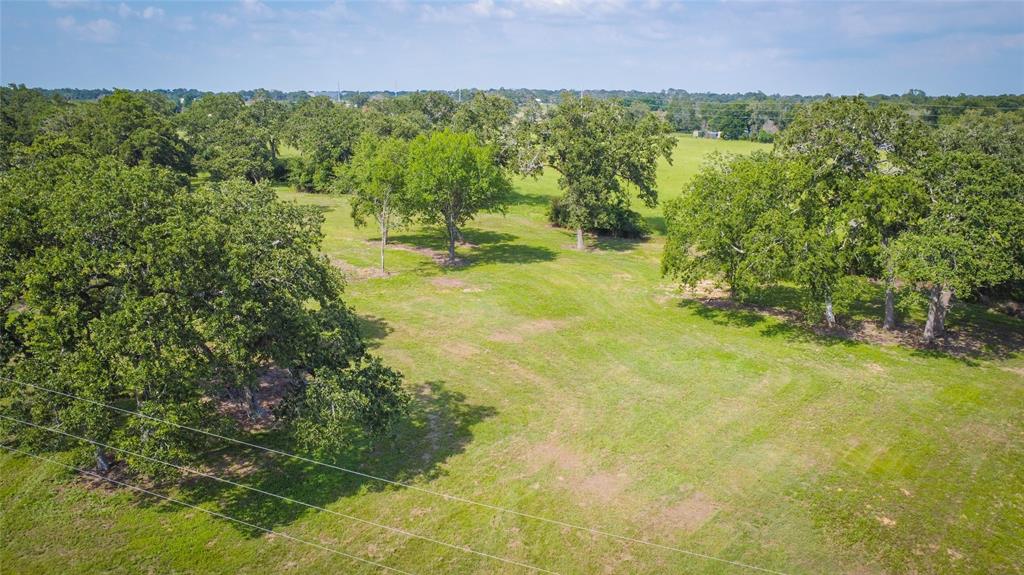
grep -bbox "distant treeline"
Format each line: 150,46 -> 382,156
32,87 -> 1024,137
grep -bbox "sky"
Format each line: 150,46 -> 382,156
1,0 -> 1022,95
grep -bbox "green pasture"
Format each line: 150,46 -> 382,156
3,136 -> 1022,575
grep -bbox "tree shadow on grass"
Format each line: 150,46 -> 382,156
644,215 -> 667,235
508,190 -> 553,208
357,314 -> 392,349
139,381 -> 497,538
677,299 -> 766,328
590,235 -> 646,253
388,228 -> 556,267
676,285 -> 1022,361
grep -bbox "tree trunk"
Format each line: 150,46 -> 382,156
446,219 -> 457,263
576,226 -> 585,250
95,446 -> 111,474
923,285 -> 953,344
883,284 -> 896,330
245,386 -> 266,420
824,295 -> 836,328
379,226 -> 388,274
882,239 -> 896,330
454,226 -> 465,244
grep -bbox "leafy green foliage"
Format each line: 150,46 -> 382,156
530,94 -> 673,248
406,130 -> 513,261
662,152 -> 809,297
34,90 -> 193,175
665,97 -> 1022,335
277,355 -> 408,455
0,84 -> 68,169
281,97 -> 363,192
0,155 -> 407,476
178,93 -> 283,182
547,195 -> 650,239
710,101 -> 751,140
452,93 -> 517,167
338,134 -> 412,272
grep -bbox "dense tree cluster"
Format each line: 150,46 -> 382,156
663,97 -> 1024,342
0,87 -> 411,476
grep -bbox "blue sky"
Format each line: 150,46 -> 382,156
2,0 -> 1022,95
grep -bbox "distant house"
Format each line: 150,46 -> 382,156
692,130 -> 722,139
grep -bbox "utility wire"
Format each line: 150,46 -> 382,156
0,414 -> 560,575
0,443 -> 416,575
2,375 -> 791,575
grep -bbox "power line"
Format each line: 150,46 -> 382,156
0,414 -> 559,574
3,375 -> 791,575
0,443 -> 416,575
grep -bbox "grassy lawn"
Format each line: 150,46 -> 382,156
2,136 -> 1022,575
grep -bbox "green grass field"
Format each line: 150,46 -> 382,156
2,136 -> 1022,575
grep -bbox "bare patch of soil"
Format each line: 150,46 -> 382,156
447,341 -> 481,359
999,366 -> 1024,378
519,319 -> 569,334
681,280 -> 732,300
215,367 -> 293,432
430,276 -> 468,289
657,491 -> 720,532
488,331 -> 523,344
329,258 -> 390,280
488,318 -> 572,344
374,241 -> 468,267
523,437 -> 634,507
577,471 -> 631,503
524,438 -> 585,475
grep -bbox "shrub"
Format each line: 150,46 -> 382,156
547,196 -> 651,239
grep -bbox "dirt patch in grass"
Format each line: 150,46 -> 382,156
329,257 -> 389,280
214,367 -> 292,432
524,438 -> 585,474
488,318 -> 572,343
656,491 -> 720,532
999,366 -> 1024,378
520,319 -> 570,334
447,341 -> 481,359
577,471 -> 631,503
376,241 -> 468,267
523,437 -> 634,507
430,276 -> 468,289
488,331 -> 524,344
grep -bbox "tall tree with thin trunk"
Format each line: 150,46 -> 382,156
406,130 -> 512,263
341,134 -> 411,274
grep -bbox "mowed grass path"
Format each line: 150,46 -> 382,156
3,137 -> 1022,575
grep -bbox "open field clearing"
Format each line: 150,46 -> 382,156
2,136 -> 1022,575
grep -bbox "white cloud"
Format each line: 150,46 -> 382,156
117,3 -> 164,20
519,0 -> 626,15
55,15 -> 118,43
421,0 -> 515,23
239,0 -> 274,18
470,0 -> 516,19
